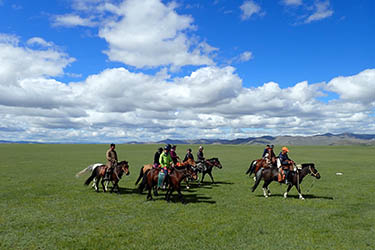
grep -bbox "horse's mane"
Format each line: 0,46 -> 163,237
301,163 -> 314,168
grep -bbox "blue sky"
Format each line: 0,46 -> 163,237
0,0 -> 374,143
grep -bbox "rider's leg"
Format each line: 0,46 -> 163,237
284,169 -> 289,184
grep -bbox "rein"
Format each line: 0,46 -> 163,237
303,166 -> 319,194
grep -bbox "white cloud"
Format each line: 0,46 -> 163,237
27,37 -> 54,47
326,69 -> 375,104
305,1 -> 333,23
0,34 -> 75,86
52,14 -> 97,27
1,32 -> 374,142
98,0 -> 214,68
282,0 -> 303,6
239,51 -> 253,62
240,1 -> 264,20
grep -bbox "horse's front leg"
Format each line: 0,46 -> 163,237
185,177 -> 190,190
284,184 -> 293,198
262,181 -> 271,198
296,180 -> 304,200
95,177 -> 100,192
177,187 -> 185,204
101,178 -> 106,192
208,171 -> 215,184
147,183 -> 153,201
200,172 -> 206,184
165,187 -> 172,202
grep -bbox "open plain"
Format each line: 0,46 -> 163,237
1,144 -> 374,249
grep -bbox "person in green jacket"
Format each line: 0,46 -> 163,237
158,145 -> 173,189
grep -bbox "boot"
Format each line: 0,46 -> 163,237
104,168 -> 112,181
284,170 -> 289,185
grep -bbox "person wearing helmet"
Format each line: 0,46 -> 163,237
278,146 -> 293,184
153,147 -> 163,168
104,143 -> 118,180
183,148 -> 194,162
197,146 -> 205,161
158,145 -> 173,189
170,145 -> 180,165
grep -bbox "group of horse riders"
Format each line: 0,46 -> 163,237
152,144 -> 205,189
104,143 -> 205,187
261,144 -> 295,184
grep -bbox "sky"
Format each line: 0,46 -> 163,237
0,0 -> 374,143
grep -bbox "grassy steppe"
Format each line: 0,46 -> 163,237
0,144 -> 374,249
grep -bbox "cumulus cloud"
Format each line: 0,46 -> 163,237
240,0 -> 265,20
326,69 -> 375,104
98,0 -> 215,68
1,32 -> 374,143
305,1 -> 333,23
0,34 -> 75,86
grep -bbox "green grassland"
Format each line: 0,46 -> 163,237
0,144 -> 374,249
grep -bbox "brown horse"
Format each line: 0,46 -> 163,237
84,161 -> 130,193
251,163 -> 320,200
143,164 -> 197,203
135,158 -> 196,192
246,147 -> 276,178
196,157 -> 222,184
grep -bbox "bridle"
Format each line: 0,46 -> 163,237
308,165 -> 319,177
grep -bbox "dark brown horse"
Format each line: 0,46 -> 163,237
246,147 -> 276,178
143,165 -> 197,203
84,161 -> 130,193
196,157 -> 222,184
251,163 -> 320,200
135,158 -> 196,192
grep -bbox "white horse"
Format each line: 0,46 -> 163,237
76,163 -> 111,192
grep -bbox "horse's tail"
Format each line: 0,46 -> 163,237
246,160 -> 257,176
135,166 -> 144,185
251,168 -> 263,192
76,163 -> 101,178
138,169 -> 151,193
84,168 -> 98,186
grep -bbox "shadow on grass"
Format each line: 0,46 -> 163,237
188,181 -> 234,188
255,194 -> 334,200
166,193 -> 216,204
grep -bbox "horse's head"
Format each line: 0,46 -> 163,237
210,158 -> 222,169
303,163 -> 320,179
186,158 -> 196,167
186,165 -> 198,181
118,161 -> 130,176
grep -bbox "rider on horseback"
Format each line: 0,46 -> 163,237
153,147 -> 163,168
183,148 -> 194,162
104,143 -> 118,181
278,147 -> 294,184
262,145 -> 273,158
197,146 -> 205,161
158,145 -> 174,189
170,145 -> 180,165
197,146 -> 206,172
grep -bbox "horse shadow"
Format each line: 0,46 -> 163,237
116,187 -> 142,195
256,194 -> 334,200
174,193 -> 216,204
189,181 -> 234,189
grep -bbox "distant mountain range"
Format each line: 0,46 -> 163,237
157,133 -> 375,146
1,133 -> 375,145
